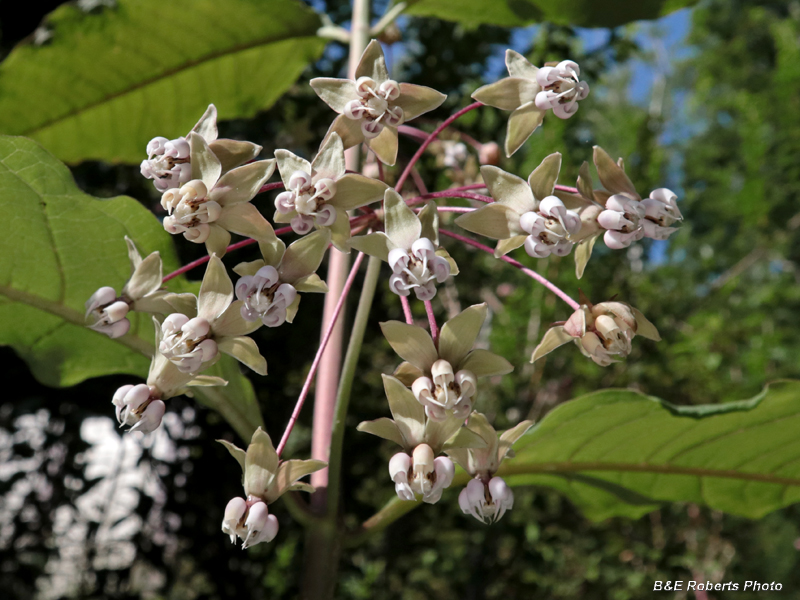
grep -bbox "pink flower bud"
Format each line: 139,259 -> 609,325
254,265 -> 280,288
361,119 -> 383,139
432,256 -> 451,283
411,237 -> 436,260
379,79 -> 400,101
181,317 -> 210,338
389,452 -> 412,482
183,223 -> 211,243
344,99 -> 369,120
106,319 -> 131,339
130,399 -> 166,434
164,138 -> 189,159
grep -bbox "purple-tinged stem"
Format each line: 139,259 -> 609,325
554,184 -> 579,194
410,167 -> 428,195
439,228 -> 581,311
161,226 -> 294,282
430,206 -> 473,214
424,300 -> 439,345
406,190 -> 493,207
258,182 -> 285,194
276,252 -> 366,457
395,102 -> 483,191
400,295 -> 413,325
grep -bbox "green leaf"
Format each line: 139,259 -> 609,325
0,0 -> 325,164
357,418 -> 406,448
384,189 -> 421,250
459,348 -> 514,378
531,326 -> 573,362
501,382 -> 800,520
0,135 -> 190,386
404,0 -> 698,29
454,203 -> 522,240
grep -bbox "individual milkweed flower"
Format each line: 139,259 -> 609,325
140,104 -> 262,192
381,304 -> 513,421
111,345 -> 227,434
311,40 -> 447,166
350,189 -> 457,301
447,412 -> 533,524
232,229 -> 331,327
472,51 -> 589,157
534,60 -> 590,118
157,255 -> 266,375
218,428 -> 326,548
554,147 -> 683,278
85,237 -> 196,338
161,133 -> 277,257
531,300 -> 660,366
111,384 -> 165,434
456,153 -> 581,258
357,374 -> 487,503
272,133 -> 387,251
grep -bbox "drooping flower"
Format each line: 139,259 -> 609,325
553,147 -> 683,278
140,104 -> 262,192
447,412 -> 533,524
472,51 -> 589,156
531,299 -> 661,366
85,237 -> 196,338
357,374 -> 487,503
456,153 -> 581,259
218,428 -> 326,549
157,255 -> 266,375
311,40 -> 446,166
233,229 -> 331,327
381,304 -> 513,421
221,498 -> 279,549
161,133 -> 278,257
350,189 -> 456,301
111,342 -> 227,434
272,133 -> 387,251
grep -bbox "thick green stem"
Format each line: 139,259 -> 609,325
327,255 -> 382,519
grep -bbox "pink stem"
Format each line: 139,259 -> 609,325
410,167 -> 428,195
161,226 -> 294,283
424,300 -> 439,345
400,295 -> 413,325
554,184 -> 579,194
406,190 -> 493,207
439,228 -> 580,311
430,206 -> 473,214
276,252 -> 366,457
258,182 -> 285,194
395,102 -> 483,191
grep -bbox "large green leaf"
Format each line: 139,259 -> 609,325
0,135 -> 182,385
192,355 -> 265,441
500,381 -> 800,520
0,0 -> 325,164
403,0 -> 697,28
0,134 -> 264,438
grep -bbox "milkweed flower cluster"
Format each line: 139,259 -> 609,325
82,38 -> 682,546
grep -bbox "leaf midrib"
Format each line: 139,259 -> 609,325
497,461 -> 800,487
0,283 -> 153,357
21,33 -> 321,138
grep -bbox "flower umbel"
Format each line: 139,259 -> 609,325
531,299 -> 661,366
141,105 -> 262,192
472,51 -> 589,156
350,189 -> 455,301
273,133 -> 387,250
456,153 -> 581,259
217,428 -> 326,548
311,40 -> 446,165
233,229 -> 331,327
446,412 -> 533,524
